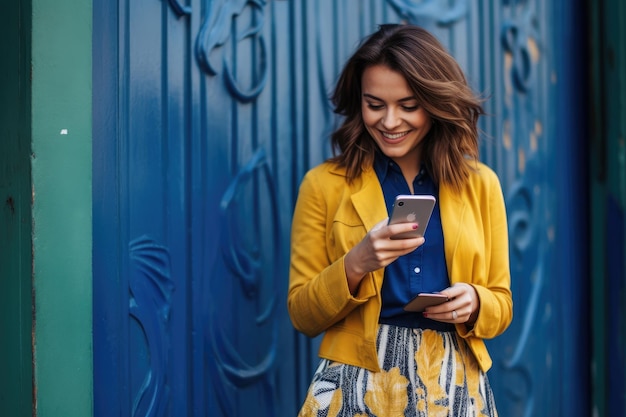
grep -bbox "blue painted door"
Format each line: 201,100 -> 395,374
93,1 -> 589,416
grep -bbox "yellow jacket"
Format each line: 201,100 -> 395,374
287,160 -> 512,372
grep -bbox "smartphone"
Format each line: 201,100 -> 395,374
388,195 -> 436,239
403,293 -> 449,312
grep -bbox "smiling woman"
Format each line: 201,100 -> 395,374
361,65 -> 433,189
287,24 -> 512,417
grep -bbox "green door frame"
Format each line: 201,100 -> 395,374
0,0 -> 93,416
590,0 -> 626,415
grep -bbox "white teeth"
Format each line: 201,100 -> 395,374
382,131 -> 408,139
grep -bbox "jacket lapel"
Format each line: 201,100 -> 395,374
349,169 -> 387,230
332,167 -> 387,297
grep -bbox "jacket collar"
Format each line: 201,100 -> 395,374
349,168 -> 388,231
327,164 -> 387,230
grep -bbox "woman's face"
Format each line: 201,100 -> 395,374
361,64 -> 432,173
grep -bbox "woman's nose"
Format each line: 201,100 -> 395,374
381,108 -> 401,130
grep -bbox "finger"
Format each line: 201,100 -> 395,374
379,237 -> 425,256
423,308 -> 464,323
386,221 -> 420,238
439,283 -> 472,301
371,224 -> 424,249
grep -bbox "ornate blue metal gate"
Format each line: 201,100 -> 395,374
93,1 -> 589,416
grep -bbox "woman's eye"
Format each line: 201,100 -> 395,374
367,103 -> 384,110
402,105 -> 419,111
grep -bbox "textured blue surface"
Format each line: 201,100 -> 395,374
93,1 -> 590,416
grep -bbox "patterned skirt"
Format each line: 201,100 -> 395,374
297,324 -> 498,417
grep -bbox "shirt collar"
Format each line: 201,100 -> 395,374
373,151 -> 391,182
374,151 -> 430,184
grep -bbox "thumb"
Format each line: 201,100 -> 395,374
370,217 -> 389,232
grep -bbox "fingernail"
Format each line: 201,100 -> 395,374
412,224 -> 418,229
422,312 -> 428,317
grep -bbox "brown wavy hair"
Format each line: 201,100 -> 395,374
329,24 -> 485,191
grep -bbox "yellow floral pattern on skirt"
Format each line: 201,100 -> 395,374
298,325 -> 498,417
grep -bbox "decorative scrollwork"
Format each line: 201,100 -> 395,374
500,152 -> 546,417
498,4 -> 545,414
386,0 -> 469,25
219,147 -> 279,302
501,6 -> 539,92
195,0 -> 268,102
506,182 -> 535,255
166,0 -> 191,17
208,147 -> 280,415
128,236 -> 175,417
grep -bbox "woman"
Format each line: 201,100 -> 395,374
287,24 -> 512,416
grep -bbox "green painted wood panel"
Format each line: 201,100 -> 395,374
0,0 -> 93,416
0,1 -> 33,416
30,0 -> 94,415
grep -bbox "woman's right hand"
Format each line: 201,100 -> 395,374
344,218 -> 425,293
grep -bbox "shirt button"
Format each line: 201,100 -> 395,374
414,267 -> 421,274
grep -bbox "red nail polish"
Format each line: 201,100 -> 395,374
422,312 -> 428,317
412,224 -> 418,229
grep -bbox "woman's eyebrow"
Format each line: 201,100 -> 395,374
362,93 -> 416,102
362,93 -> 382,101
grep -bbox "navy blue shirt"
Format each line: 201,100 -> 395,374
373,153 -> 454,331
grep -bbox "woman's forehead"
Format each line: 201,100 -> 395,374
361,65 -> 415,99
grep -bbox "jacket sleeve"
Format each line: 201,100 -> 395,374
457,170 -> 513,340
287,171 -> 368,338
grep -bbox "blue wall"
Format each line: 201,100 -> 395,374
92,1 -> 590,416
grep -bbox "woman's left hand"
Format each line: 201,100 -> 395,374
423,283 -> 480,325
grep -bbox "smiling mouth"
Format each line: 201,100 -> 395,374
381,130 -> 410,140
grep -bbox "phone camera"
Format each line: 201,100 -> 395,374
398,201 -> 404,206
